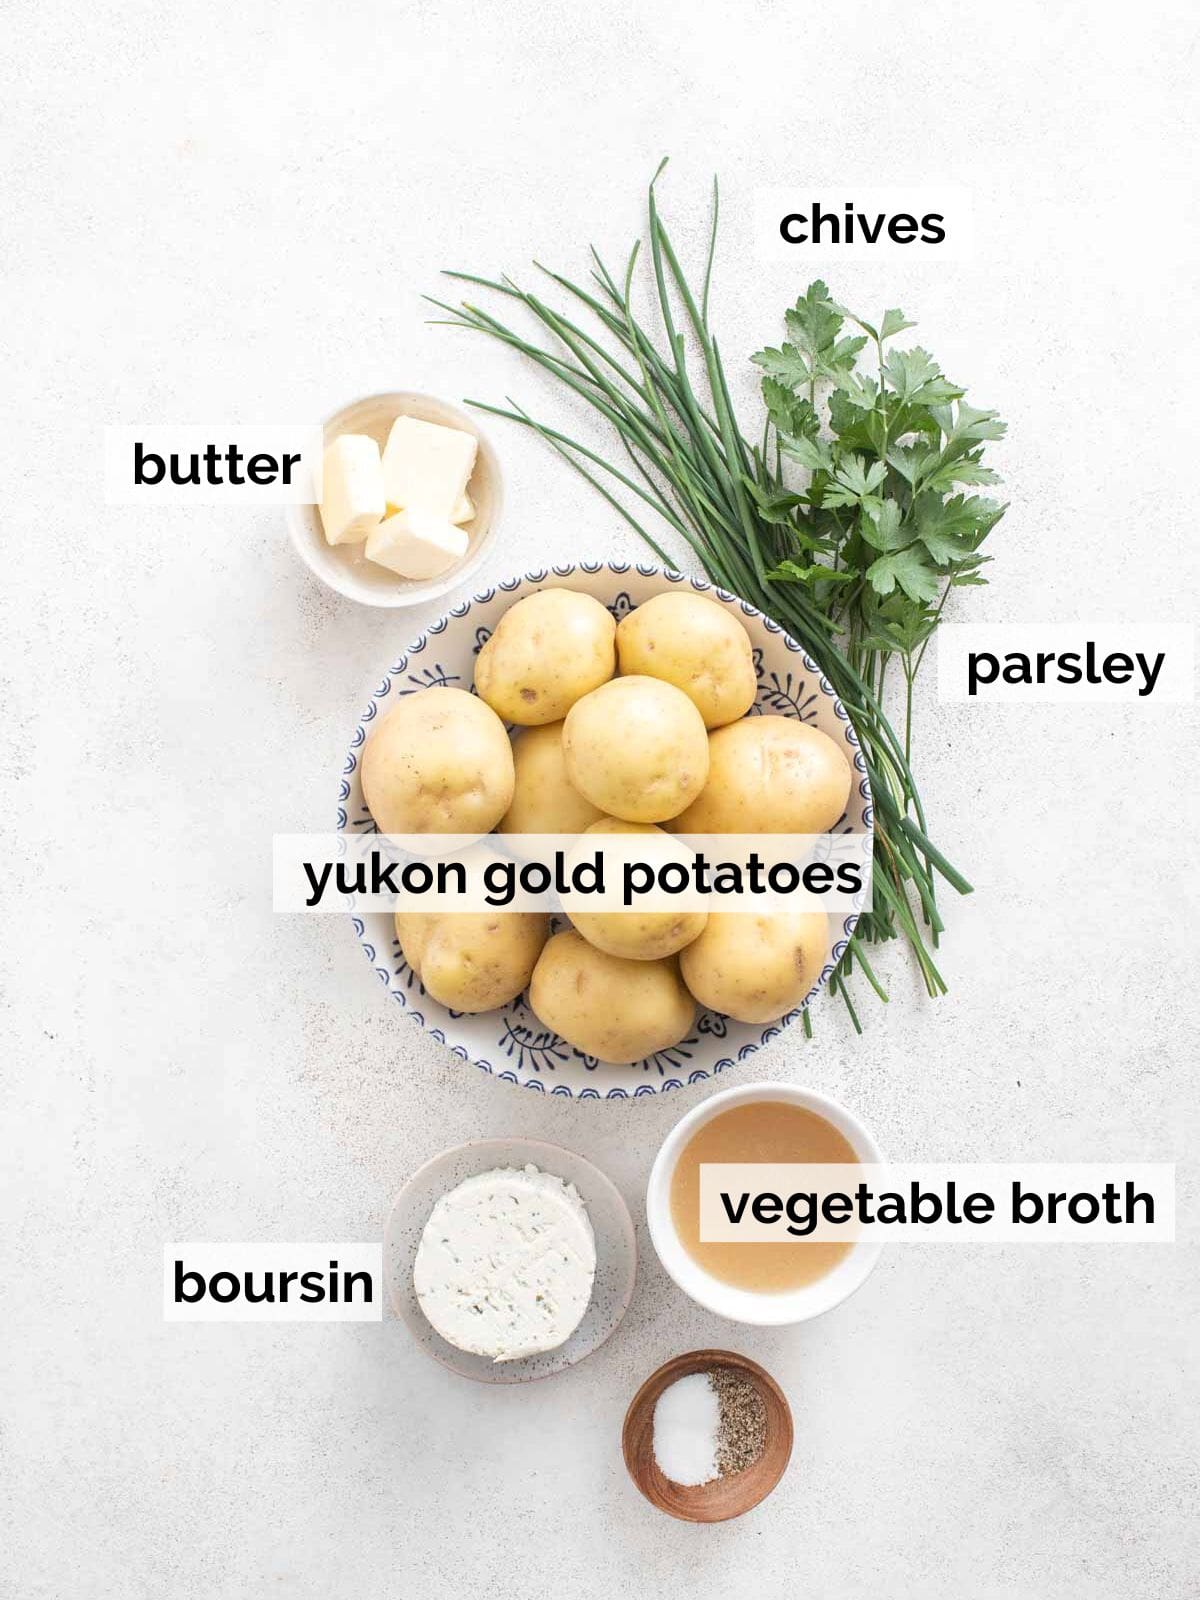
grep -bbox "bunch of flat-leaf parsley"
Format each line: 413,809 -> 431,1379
754,282 -> 1007,759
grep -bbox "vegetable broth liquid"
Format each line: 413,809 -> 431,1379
670,1101 -> 857,1291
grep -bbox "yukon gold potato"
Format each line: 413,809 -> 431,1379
395,911 -> 547,1013
616,591 -> 757,728
680,911 -> 830,1025
362,686 -> 514,837
669,715 -> 851,835
562,675 -> 709,824
474,588 -> 616,725
529,930 -> 695,1063
564,820 -> 707,960
497,722 -> 606,838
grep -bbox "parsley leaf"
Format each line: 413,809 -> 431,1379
822,453 -> 887,509
885,445 -> 932,485
932,400 -> 1007,445
834,370 -> 880,410
921,451 -> 1000,492
741,477 -> 809,524
784,280 -> 843,359
752,343 -> 813,389
867,546 -> 942,605
754,283 -> 868,391
882,347 -> 965,406
880,307 -> 916,341
769,559 -> 855,587
761,379 -> 818,440
781,431 -> 833,473
859,499 -> 910,552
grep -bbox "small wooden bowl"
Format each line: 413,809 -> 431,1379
622,1349 -> 793,1522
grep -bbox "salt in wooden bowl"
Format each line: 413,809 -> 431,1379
622,1349 -> 793,1522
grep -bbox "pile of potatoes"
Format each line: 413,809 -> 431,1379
361,587 -> 852,1063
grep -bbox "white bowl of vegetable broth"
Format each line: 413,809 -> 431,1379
646,1082 -> 883,1325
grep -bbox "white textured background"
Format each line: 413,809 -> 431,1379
3,2 -> 1198,1596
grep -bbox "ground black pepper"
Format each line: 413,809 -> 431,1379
711,1366 -> 767,1476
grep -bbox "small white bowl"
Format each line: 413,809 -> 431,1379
646,1081 -> 883,1325
286,390 -> 503,608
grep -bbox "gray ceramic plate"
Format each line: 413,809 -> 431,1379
385,1137 -> 638,1383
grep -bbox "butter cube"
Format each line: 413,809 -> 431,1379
381,415 -> 477,519
364,509 -> 469,580
318,434 -> 385,546
395,492 -> 471,522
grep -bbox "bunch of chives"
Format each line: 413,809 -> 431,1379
429,167 -> 970,1031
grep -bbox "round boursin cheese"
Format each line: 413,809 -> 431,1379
414,1165 -> 596,1362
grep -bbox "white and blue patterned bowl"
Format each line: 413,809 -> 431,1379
339,562 -> 873,1101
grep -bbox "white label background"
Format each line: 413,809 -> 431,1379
272,831 -> 873,915
697,1164 -> 1175,1243
753,188 -> 973,262
104,424 -> 324,505
164,1243 -> 383,1321
937,624 -> 1194,704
